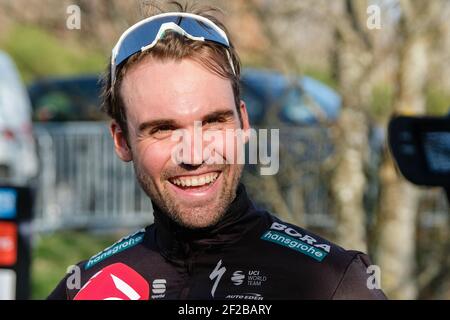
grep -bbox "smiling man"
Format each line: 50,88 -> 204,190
119,57 -> 247,230
48,3 -> 386,300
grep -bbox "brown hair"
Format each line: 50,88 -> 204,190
100,1 -> 241,141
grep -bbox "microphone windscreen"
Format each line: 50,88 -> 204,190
74,263 -> 149,300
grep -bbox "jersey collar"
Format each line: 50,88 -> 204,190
152,183 -> 258,262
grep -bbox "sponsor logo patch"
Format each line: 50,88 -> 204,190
231,271 -> 245,286
261,230 -> 328,262
209,260 -> 226,298
151,279 -> 167,299
85,229 -> 145,270
225,293 -> 264,300
231,270 -> 267,287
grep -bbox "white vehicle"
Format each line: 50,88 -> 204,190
0,51 -> 38,184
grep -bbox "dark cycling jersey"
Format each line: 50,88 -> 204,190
48,184 -> 387,300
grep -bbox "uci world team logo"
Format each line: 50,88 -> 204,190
231,270 -> 267,287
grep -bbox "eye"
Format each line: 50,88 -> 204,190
151,125 -> 173,133
150,125 -> 175,138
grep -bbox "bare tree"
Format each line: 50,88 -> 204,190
374,0 -> 449,300
327,0 -> 380,252
238,0 -> 326,227
238,0 -> 386,247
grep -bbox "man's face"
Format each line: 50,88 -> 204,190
112,57 -> 250,229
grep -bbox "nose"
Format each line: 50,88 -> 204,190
180,121 -> 207,166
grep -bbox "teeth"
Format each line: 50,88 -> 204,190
170,172 -> 219,187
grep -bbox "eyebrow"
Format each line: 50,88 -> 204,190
202,109 -> 235,123
137,109 -> 235,133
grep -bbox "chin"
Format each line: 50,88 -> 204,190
173,205 -> 225,229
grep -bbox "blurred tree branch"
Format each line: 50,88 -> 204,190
375,0 -> 450,299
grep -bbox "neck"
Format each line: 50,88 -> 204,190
152,183 -> 254,260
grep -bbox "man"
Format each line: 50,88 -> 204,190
48,3 -> 386,300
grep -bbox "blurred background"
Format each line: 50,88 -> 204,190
0,0 -> 449,300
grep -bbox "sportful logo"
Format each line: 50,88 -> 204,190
151,279 -> 166,299
209,260 -> 226,298
261,222 -> 330,262
85,229 -> 145,270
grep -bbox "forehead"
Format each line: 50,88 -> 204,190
120,57 -> 236,123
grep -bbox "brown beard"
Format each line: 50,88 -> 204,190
133,161 -> 243,229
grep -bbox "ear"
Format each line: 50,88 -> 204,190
239,100 -> 251,144
110,120 -> 132,162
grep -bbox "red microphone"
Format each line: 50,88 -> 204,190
74,263 -> 150,300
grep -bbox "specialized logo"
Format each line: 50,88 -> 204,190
261,222 -> 330,262
225,293 -> 264,300
151,279 -> 167,299
209,260 -> 226,298
85,229 -> 145,270
0,222 -> 17,267
231,270 -> 267,287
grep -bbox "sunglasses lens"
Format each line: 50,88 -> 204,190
114,16 -> 229,68
179,18 -> 228,45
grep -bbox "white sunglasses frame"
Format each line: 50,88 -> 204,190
110,12 -> 236,88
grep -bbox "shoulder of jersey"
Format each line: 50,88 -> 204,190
83,227 -> 149,270
258,215 -> 353,263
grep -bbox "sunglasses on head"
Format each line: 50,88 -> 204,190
111,12 -> 236,87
